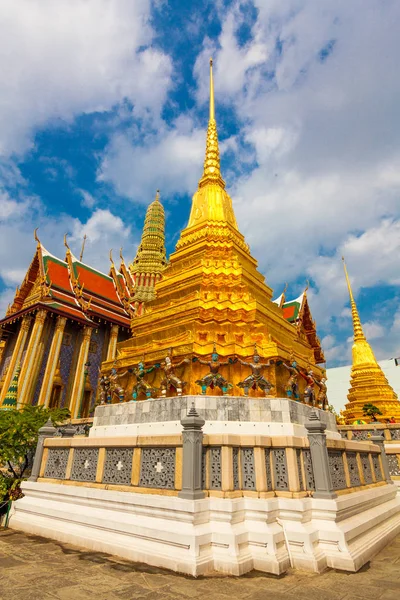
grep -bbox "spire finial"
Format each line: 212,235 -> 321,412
155,189 -> 160,202
342,257 -> 365,342
198,58 -> 225,189
209,57 -> 215,121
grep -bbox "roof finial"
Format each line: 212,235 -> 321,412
64,233 -> 70,252
34,228 -> 40,247
342,257 -> 365,342
155,189 -> 160,202
119,247 -> 124,262
209,58 -> 215,121
109,249 -> 115,268
79,234 -> 87,262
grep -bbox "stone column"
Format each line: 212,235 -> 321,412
178,403 -> 206,500
18,309 -> 48,407
0,315 -> 32,406
371,430 -> 393,484
28,419 -> 57,482
305,410 -> 337,499
69,326 -> 93,419
37,316 -> 67,407
106,324 -> 119,361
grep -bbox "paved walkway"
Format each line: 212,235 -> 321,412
0,529 -> 399,600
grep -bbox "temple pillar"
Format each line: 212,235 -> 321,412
106,324 -> 119,361
18,309 -> 47,407
69,326 -> 93,419
0,315 -> 32,406
37,316 -> 67,407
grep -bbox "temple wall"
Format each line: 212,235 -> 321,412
59,323 -> 80,408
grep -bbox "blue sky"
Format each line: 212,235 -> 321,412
1,0 -> 400,366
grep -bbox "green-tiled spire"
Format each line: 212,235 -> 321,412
1,365 -> 20,409
129,190 -> 167,303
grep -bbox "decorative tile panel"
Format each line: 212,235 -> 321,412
232,447 -> 240,490
241,448 -> 256,490
347,452 -> 361,487
264,449 -> 272,491
139,447 -> 176,489
296,449 -> 304,491
59,325 -> 78,408
209,447 -> 222,489
302,450 -> 315,490
202,447 -> 207,489
272,448 -> 289,491
102,448 -> 134,485
390,429 -> 400,441
372,453 -> 383,481
360,453 -> 373,484
388,454 -> 400,477
44,448 -> 69,479
340,431 -> 348,439
70,448 -> 99,482
351,430 -> 370,441
328,451 -> 346,490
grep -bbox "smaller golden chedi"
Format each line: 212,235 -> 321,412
342,258 -> 400,423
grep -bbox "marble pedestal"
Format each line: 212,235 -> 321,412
91,395 -> 340,439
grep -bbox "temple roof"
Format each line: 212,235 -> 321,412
272,287 -> 325,364
1,239 -> 135,328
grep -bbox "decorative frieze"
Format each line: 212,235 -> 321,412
372,453 -> 383,481
387,454 -> 400,477
296,449 -> 304,491
44,448 -> 70,479
328,450 -> 346,490
232,447 -> 240,490
272,448 -> 289,491
241,448 -> 256,490
302,449 -> 315,490
360,452 -> 373,484
201,447 -> 207,489
71,448 -> 99,482
264,449 -> 272,491
139,447 -> 176,489
102,448 -> 134,486
347,452 -> 361,487
209,447 -> 222,489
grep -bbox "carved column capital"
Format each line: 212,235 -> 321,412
110,324 -> 119,337
55,316 -> 67,331
35,309 -> 48,325
82,326 -> 93,341
21,315 -> 33,332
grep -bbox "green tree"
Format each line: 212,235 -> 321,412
0,405 -> 69,500
362,403 -> 383,422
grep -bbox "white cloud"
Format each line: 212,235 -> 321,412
99,122 -> 206,202
0,0 -> 172,156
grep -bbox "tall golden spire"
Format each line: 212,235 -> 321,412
198,58 -> 225,189
342,257 -> 368,345
185,58 -> 239,231
341,258 -> 400,423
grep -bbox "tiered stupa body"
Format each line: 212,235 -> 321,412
342,260 -> 400,423
110,60 -> 325,396
129,191 -> 167,313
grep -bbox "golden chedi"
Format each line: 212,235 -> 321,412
342,258 -> 400,423
108,60 -> 325,397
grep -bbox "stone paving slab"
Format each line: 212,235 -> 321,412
0,529 -> 400,600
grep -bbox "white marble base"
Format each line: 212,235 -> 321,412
10,481 -> 400,576
91,396 -> 341,440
